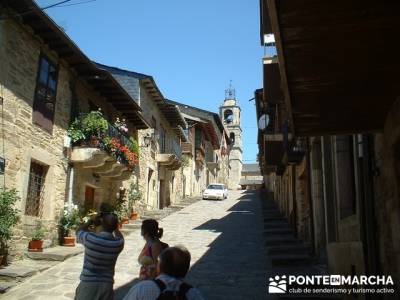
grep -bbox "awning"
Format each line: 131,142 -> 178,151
263,0 -> 400,135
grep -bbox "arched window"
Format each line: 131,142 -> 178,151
224,109 -> 234,124
230,132 -> 235,145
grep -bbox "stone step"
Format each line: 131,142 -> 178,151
267,244 -> 311,255
0,266 -> 39,280
26,245 -> 84,261
264,216 -> 287,222
0,259 -> 57,281
264,221 -> 290,229
263,209 -> 282,215
0,282 -> 16,294
270,254 -> 313,266
122,223 -> 141,230
263,228 -> 294,235
120,228 -> 135,235
265,236 -> 302,247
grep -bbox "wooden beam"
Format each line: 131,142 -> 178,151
266,0 -> 295,135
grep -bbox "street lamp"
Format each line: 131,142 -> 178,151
141,133 -> 153,147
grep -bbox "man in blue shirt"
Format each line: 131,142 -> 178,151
75,212 -> 124,300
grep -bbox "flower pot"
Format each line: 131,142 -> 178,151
28,240 -> 43,252
130,212 -> 139,220
90,136 -> 100,147
121,218 -> 129,225
0,255 -> 5,267
62,236 -> 76,247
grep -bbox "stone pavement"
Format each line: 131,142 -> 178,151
1,191 -> 270,300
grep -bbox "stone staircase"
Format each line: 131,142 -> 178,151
119,196 -> 202,237
261,196 -> 342,299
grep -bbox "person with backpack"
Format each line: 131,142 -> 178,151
123,246 -> 204,300
138,219 -> 169,280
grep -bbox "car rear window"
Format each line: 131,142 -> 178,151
207,185 -> 223,190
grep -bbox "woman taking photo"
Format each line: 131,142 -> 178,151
138,219 -> 168,280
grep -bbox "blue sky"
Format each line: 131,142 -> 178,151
37,0 -> 262,163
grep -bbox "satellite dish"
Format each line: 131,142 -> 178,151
258,114 -> 270,130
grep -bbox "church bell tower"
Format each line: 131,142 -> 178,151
219,84 -> 243,189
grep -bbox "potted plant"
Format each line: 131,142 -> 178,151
68,110 -> 108,146
59,204 -> 80,247
127,182 -> 142,220
0,189 -> 20,266
28,222 -> 45,252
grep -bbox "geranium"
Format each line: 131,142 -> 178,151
115,118 -> 128,133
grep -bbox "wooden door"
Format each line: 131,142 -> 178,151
85,186 -> 95,210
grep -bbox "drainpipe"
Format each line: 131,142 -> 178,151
66,78 -> 77,211
306,139 -> 316,256
67,164 -> 74,211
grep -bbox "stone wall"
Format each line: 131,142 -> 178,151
373,97 -> 400,290
136,82 -> 185,209
0,19 -> 71,259
0,17 -> 142,259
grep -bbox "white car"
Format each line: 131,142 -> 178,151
202,184 -> 228,200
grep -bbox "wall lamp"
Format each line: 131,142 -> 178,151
141,133 -> 153,147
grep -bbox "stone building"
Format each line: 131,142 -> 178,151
96,64 -> 187,209
0,1 -> 148,258
166,100 -> 231,197
239,163 -> 263,190
258,1 -> 400,298
219,89 -> 243,190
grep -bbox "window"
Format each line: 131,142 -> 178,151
230,132 -> 235,145
159,126 -> 166,153
207,184 -> 224,190
195,128 -> 203,149
224,109 -> 234,124
25,161 -> 48,217
33,55 -> 59,132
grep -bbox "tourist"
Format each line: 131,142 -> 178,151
123,246 -> 204,300
138,219 -> 168,280
75,212 -> 124,300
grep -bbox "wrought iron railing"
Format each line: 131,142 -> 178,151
107,123 -> 134,150
160,135 -> 182,159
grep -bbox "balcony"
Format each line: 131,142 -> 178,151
181,142 -> 193,155
282,137 -> 307,165
195,143 -> 205,165
156,136 -> 182,170
69,115 -> 138,181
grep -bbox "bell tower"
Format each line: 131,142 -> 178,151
219,83 -> 243,189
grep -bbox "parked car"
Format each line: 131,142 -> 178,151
202,184 -> 228,200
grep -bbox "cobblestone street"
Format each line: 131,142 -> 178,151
1,190 -> 269,300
